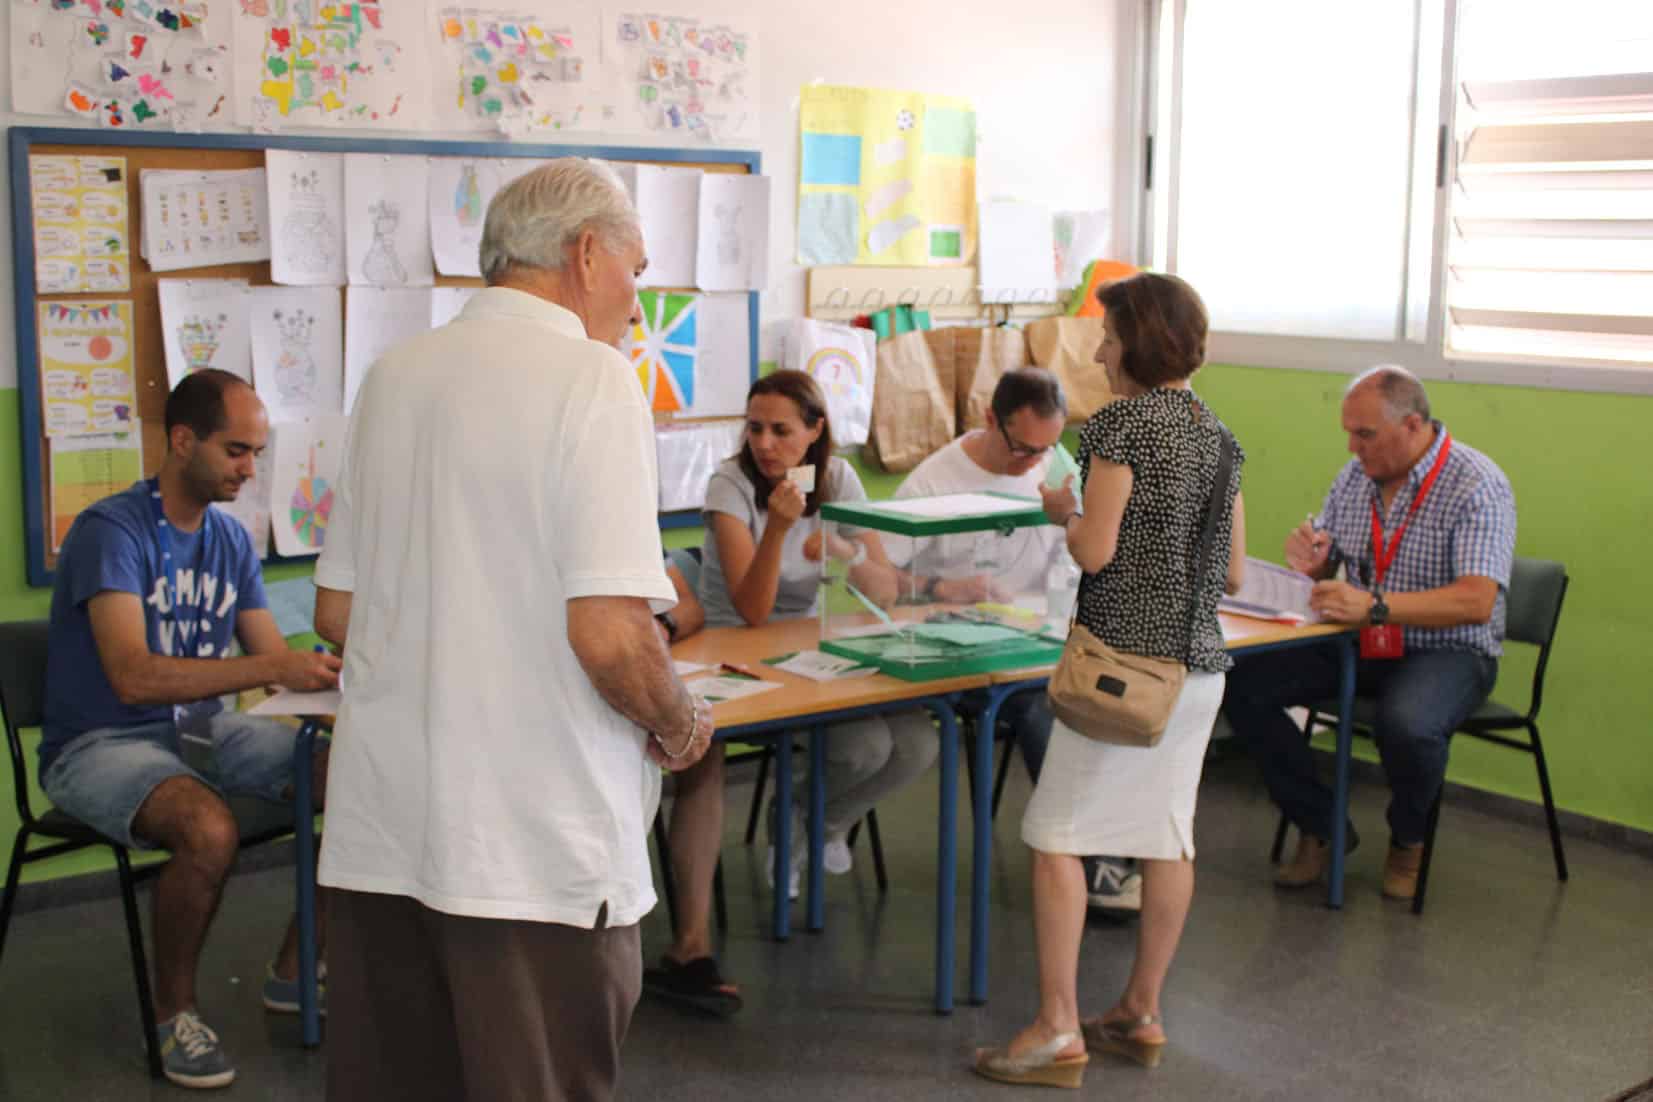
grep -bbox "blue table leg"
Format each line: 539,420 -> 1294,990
807,725 -> 826,933
292,720 -> 320,1048
772,730 -> 793,941
969,688 -> 1006,1006
933,701 -> 958,1015
1327,634 -> 1357,910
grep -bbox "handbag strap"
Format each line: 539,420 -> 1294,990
1179,420 -> 1237,661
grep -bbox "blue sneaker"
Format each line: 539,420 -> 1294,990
261,961 -> 327,1016
157,1010 -> 235,1089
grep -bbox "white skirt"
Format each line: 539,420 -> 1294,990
1020,671 -> 1225,861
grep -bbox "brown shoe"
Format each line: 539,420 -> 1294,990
1383,842 -> 1425,900
1274,825 -> 1360,889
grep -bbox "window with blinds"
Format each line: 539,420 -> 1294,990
1446,2 -> 1653,370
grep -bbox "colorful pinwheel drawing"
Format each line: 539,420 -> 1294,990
625,291 -> 698,412
288,443 -> 334,548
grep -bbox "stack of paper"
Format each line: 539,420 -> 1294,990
1219,557 -> 1319,624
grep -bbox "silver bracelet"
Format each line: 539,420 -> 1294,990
654,703 -> 700,760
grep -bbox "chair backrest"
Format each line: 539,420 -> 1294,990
0,620 -> 52,826
1502,557 -> 1569,720
667,546 -> 704,594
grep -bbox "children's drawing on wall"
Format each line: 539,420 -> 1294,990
429,157 -> 513,276
344,285 -> 431,412
158,278 -> 253,387
432,3 -> 600,136
345,153 -> 433,287
602,10 -> 759,143
250,285 -> 343,419
11,0 -> 234,130
233,0 -> 430,130
269,414 -> 346,557
632,163 -> 699,289
694,172 -> 770,291
622,289 -> 698,413
266,150 -> 346,285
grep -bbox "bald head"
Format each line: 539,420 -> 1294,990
1346,364 -> 1430,425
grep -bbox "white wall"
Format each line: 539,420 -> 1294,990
0,0 -> 1135,387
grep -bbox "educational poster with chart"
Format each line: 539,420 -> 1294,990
344,286 -> 430,411
623,289 -> 697,413
49,428 -> 142,551
269,414 -> 347,556
427,157 -> 544,277
695,172 -> 769,292
430,2 -> 600,135
266,150 -> 346,286
344,154 -> 434,287
29,155 -> 130,295
797,85 -> 977,267
37,300 -> 138,437
158,278 -> 254,386
249,286 -> 344,419
139,168 -> 271,272
234,0 -> 429,130
602,9 -> 757,143
10,0 -> 234,130
215,442 -> 273,554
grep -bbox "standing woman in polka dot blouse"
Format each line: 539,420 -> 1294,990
975,274 -> 1247,1087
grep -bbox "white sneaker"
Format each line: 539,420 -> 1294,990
823,831 -> 854,876
763,800 -> 805,901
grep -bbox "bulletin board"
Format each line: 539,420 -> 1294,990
9,126 -> 761,587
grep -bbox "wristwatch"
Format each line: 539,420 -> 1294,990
1368,591 -> 1389,626
655,611 -> 679,642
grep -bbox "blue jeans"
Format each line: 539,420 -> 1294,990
961,687 -> 1055,781
1223,645 -> 1498,846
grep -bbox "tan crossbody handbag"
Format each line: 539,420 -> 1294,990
1047,428 -> 1235,747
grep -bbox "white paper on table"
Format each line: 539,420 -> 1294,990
345,154 -> 434,288
1053,209 -> 1112,288
248,688 -> 342,716
695,174 -> 771,291
770,650 -> 877,682
214,439 -> 273,556
267,151 -> 346,287
141,169 -> 271,272
158,280 -> 253,388
635,165 -> 701,288
268,415 -> 349,558
871,492 -> 1039,520
978,200 -> 1058,304
673,659 -> 712,677
250,287 -> 345,420
692,293 -> 753,417
345,287 -> 432,412
430,286 -> 480,329
655,421 -> 743,511
1219,557 -> 1319,624
687,674 -> 784,706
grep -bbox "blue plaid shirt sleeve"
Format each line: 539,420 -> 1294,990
1453,475 -> 1517,590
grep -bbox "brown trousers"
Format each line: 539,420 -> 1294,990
325,887 -> 642,1102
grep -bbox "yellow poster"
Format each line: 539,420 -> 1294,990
797,85 -> 977,267
50,430 -> 144,552
29,155 -> 131,294
38,300 -> 139,438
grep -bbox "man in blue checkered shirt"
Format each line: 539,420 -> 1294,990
1223,365 -> 1516,902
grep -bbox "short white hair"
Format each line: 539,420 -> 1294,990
1346,363 -> 1431,423
479,158 -> 640,283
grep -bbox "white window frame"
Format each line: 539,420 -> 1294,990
1137,0 -> 1653,396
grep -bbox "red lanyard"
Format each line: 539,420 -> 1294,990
1369,433 -> 1452,587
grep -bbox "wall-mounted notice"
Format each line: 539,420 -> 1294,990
37,299 -> 138,438
50,428 -> 142,552
602,9 -> 758,143
431,2 -> 601,136
30,155 -> 130,295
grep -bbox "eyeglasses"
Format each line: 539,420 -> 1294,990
999,423 -> 1050,460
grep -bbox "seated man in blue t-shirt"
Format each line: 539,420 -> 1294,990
41,369 -> 340,1090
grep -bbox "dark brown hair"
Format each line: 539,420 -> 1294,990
990,366 -> 1067,425
1096,273 -> 1208,387
738,369 -> 835,516
165,368 -> 252,441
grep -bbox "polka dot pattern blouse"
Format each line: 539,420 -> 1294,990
1075,388 -> 1244,674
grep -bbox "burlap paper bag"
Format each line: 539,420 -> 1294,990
1025,316 -> 1113,423
923,326 -> 1029,431
869,329 -> 954,472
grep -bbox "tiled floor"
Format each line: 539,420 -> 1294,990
1,748 -> 1649,1100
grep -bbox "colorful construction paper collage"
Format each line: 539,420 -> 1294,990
797,84 -> 977,267
433,4 -> 596,134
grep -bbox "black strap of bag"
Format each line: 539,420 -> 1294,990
1179,422 -> 1237,663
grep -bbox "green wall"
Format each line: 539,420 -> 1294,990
6,366 -> 1650,885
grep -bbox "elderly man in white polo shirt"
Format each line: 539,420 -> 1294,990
311,158 -> 712,1102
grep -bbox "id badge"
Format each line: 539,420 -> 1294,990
1360,625 -> 1405,660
